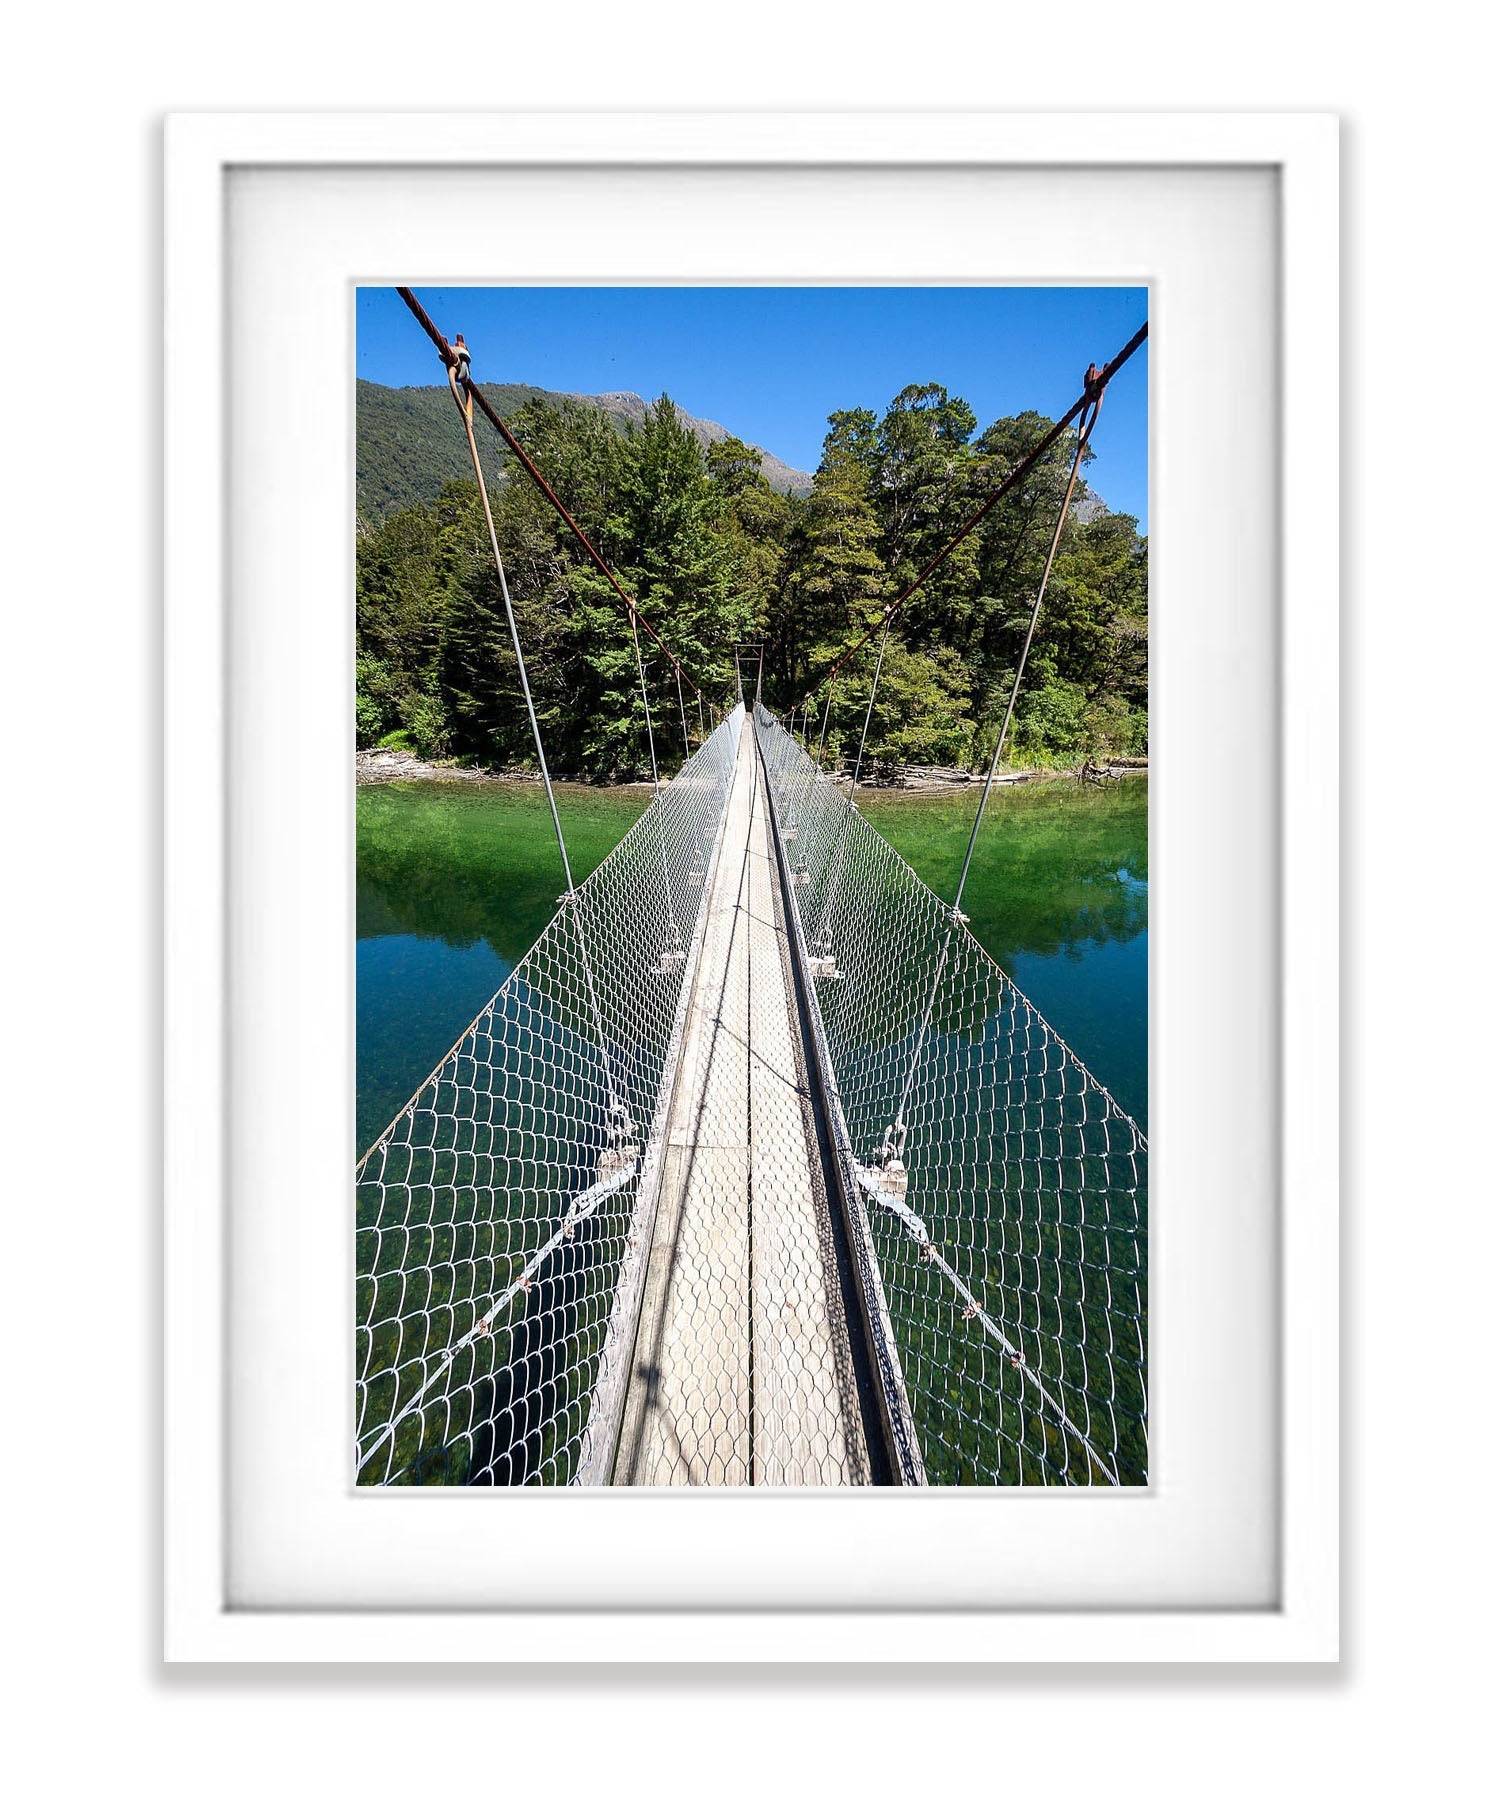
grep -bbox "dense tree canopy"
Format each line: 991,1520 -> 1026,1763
356,384 -> 1147,777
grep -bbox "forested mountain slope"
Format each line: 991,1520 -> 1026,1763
356,384 -> 1147,778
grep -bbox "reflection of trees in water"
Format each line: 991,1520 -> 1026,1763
356,782 -> 649,958
356,861 -> 548,957
860,780 -> 1147,970
355,777 -> 1145,976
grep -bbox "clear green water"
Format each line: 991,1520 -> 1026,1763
356,780 -> 649,1156
859,776 -> 1148,1126
356,772 -> 1147,1157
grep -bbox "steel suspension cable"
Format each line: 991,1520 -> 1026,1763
762,653 -> 1125,1488
396,287 -> 705,701
448,366 -> 623,1115
675,664 -> 691,761
816,678 -> 836,767
754,703 -> 1138,1485
887,393 -> 1102,1139
950,399 -> 1097,913
631,613 -> 663,794
800,322 -> 1147,710
627,611 -> 688,970
846,1158 -> 1119,1485
812,623 -> 889,958
850,626 -> 888,792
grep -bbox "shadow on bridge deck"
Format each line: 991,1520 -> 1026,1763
614,727 -> 880,1485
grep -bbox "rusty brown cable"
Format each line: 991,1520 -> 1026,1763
396,287 -> 705,700
800,321 -> 1147,708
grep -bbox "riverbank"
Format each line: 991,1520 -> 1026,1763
355,747 -> 655,791
357,755 -> 1148,1146
355,744 -> 1146,792
834,756 -> 1148,793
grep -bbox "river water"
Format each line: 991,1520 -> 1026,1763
356,773 -> 1147,1158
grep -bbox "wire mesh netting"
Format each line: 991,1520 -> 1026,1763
615,727 -> 874,1487
355,707 -> 743,1485
754,704 -> 1148,1485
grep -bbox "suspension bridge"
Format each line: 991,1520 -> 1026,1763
354,294 -> 1149,1487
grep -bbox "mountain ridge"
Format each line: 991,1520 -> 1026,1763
356,378 -> 815,522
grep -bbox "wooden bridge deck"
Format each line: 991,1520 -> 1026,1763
615,725 -> 873,1485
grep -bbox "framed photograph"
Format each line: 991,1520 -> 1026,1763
164,111 -> 1338,1661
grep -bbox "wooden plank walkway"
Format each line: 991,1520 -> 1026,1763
614,726 -> 872,1485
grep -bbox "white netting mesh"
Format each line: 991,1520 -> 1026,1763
754,704 -> 1148,1485
355,707 -> 743,1485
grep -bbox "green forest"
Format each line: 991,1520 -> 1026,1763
356,383 -> 1148,778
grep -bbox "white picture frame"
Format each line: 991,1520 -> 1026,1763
164,111 -> 1338,1663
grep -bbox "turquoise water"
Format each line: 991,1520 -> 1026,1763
859,776 -> 1148,1126
356,772 -> 1147,1156
356,780 -> 650,1156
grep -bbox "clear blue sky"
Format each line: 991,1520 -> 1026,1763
357,286 -> 1148,529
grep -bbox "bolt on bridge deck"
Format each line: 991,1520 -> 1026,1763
615,726 -> 877,1484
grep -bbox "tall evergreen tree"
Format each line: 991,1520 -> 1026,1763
779,421 -> 889,696
354,380 -> 1148,775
